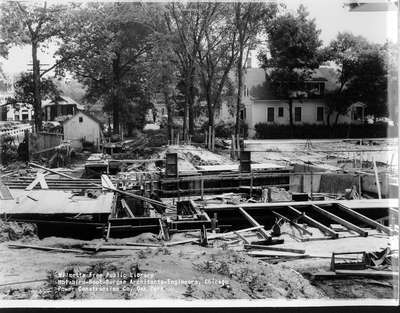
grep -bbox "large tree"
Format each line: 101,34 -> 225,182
0,1 -> 67,132
163,2 -> 208,139
56,2 -> 153,135
324,32 -> 388,124
194,3 -> 239,137
232,2 -> 278,138
258,5 -> 323,135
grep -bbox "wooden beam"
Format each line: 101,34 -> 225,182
244,244 -> 305,254
309,204 -> 368,237
164,225 -> 265,246
29,162 -> 169,208
287,206 -> 339,238
238,207 -> 271,239
8,243 -> 83,253
234,231 -> 250,244
271,210 -> 313,236
335,204 -> 391,235
335,270 -> 399,278
120,199 -> 135,218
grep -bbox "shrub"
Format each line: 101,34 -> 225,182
201,121 -> 249,139
254,123 -> 398,139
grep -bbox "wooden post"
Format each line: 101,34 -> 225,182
373,158 -> 382,199
231,134 -> 236,160
211,213 -> 218,233
106,222 -> 111,241
200,178 -> 204,200
250,171 -> 253,198
236,135 -> 240,159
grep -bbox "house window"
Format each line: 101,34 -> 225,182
79,117 -> 83,123
353,106 -> 363,120
294,107 -> 302,122
267,107 -> 274,122
278,107 -> 284,117
317,107 -> 324,121
240,108 -> 246,120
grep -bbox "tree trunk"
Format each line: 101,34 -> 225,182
188,86 -> 194,136
334,112 -> 340,126
32,42 -> 42,133
183,94 -> 188,142
163,89 -> 173,141
235,47 -> 244,139
326,111 -> 332,127
288,98 -> 294,138
206,93 -> 214,135
112,57 -> 120,135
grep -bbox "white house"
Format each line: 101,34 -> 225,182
63,111 -> 103,150
239,67 -> 365,137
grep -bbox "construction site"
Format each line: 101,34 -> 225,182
0,136 -> 398,302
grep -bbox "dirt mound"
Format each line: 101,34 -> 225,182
0,220 -> 38,242
193,249 -> 325,299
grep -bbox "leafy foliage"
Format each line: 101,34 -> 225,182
258,5 -> 323,131
8,72 -> 60,106
56,2 -> 153,134
324,32 -> 388,123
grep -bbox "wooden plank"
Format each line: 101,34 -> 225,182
0,181 -> 13,200
335,270 -> 398,278
287,206 -> 339,238
271,210 -> 312,236
82,245 -> 158,251
238,207 -> 271,239
38,173 -> 48,189
25,174 -> 41,191
8,243 -> 83,253
202,199 -> 397,211
247,251 -> 307,257
164,226 -> 265,246
244,244 -> 305,254
120,199 -> 135,218
234,231 -> 250,244
309,204 -> 368,237
125,242 -> 162,247
336,203 -> 391,235
101,174 -> 115,190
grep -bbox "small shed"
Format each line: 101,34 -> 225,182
63,111 -> 102,150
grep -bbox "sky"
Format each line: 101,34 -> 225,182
0,0 -> 398,77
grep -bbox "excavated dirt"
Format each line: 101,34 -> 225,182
0,220 -> 38,243
0,229 -> 396,300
